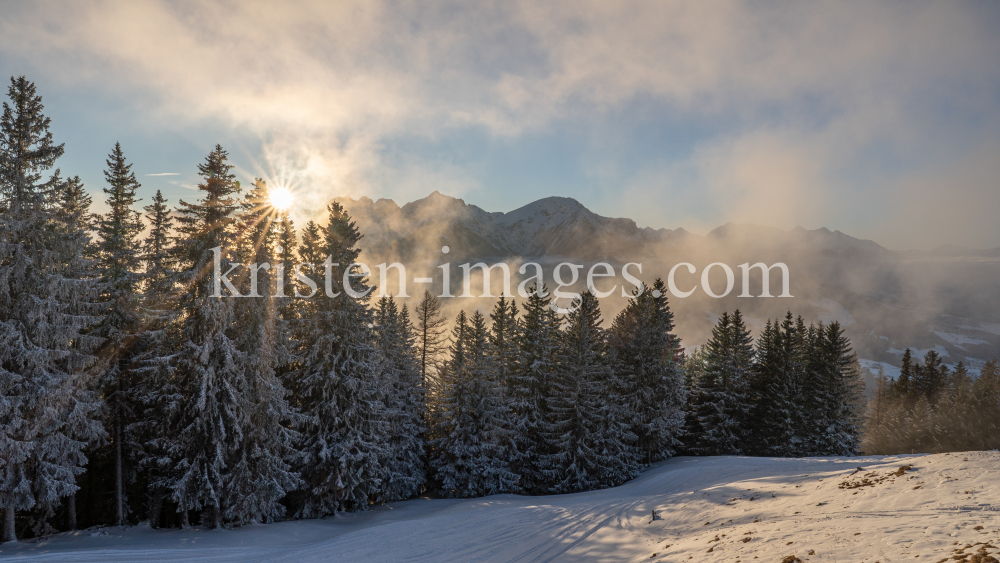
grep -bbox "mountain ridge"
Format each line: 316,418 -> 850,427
332,191 -> 889,260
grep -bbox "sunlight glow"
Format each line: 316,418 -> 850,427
269,187 -> 294,210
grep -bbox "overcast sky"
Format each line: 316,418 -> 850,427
2,1 -> 999,250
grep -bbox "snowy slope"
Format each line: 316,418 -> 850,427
3,452 -> 998,563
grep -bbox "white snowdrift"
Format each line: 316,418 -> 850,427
2,452 -> 997,562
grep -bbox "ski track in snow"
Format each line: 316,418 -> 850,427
2,453 -> 998,563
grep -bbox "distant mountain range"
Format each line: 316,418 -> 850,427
330,191 -> 1000,379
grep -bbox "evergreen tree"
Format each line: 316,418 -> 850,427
292,201 -> 388,515
89,143 -> 146,525
507,285 -> 561,492
608,279 -> 686,465
894,348 -> 913,397
374,296 -> 426,501
223,177 -> 301,526
129,189 -> 176,528
817,322 -> 864,455
685,310 -> 753,456
488,295 -> 519,394
0,77 -> 104,541
430,310 -> 516,497
158,145 -> 245,528
913,350 -> 947,402
746,317 -> 796,457
297,220 -> 325,265
548,291 -> 636,493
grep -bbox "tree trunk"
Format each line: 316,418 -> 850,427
115,419 -> 124,525
2,506 -> 16,543
148,491 -> 162,529
67,494 -> 77,531
181,506 -> 190,528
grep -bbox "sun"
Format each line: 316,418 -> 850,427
269,187 -> 294,211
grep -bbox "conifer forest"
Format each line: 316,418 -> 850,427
1,75 -> 997,544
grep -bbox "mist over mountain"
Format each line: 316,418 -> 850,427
331,191 -> 1000,378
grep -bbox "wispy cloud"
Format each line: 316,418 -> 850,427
146,172 -> 179,176
1,1 -> 998,248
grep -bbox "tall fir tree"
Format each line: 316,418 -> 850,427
292,201 -> 388,515
488,295 -> 519,395
548,291 -> 636,493
685,310 -> 753,456
130,188 -> 177,529
430,310 -> 516,497
0,77 -> 104,541
893,348 -> 914,397
297,220 -> 325,265
373,296 -> 426,501
816,322 -> 864,455
912,350 -> 948,402
507,285 -> 561,493
223,178 -> 301,525
158,145 -> 245,528
608,279 -> 686,465
90,143 -> 146,525
746,316 -> 796,457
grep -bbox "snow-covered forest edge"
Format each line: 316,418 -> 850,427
3,74 -> 1000,559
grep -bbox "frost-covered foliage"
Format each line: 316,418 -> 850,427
290,202 -> 388,516
89,142 -> 146,525
683,311 -> 753,456
507,286 -> 562,494
430,311 -> 516,498
374,297 -> 426,502
547,291 -> 636,493
608,278 -> 686,465
0,77 -> 104,542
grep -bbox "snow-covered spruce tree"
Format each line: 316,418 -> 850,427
684,310 -> 753,456
30,174 -> 105,536
373,296 -> 426,501
817,322 -> 864,456
488,295 -> 519,395
547,291 -> 636,493
795,323 -> 828,456
292,201 -> 388,516
129,188 -> 178,528
158,145 -> 245,529
0,77 -> 104,541
746,314 -> 800,457
89,142 -> 146,525
607,278 -> 686,465
430,310 -> 516,497
507,285 -> 562,493
222,178 -> 301,526
297,220 -> 324,265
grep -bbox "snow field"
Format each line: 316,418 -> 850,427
1,452 -> 997,563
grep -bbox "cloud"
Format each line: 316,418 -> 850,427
146,172 -> 178,176
1,0 -> 998,247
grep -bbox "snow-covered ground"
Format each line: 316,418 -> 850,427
2,452 -> 997,563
